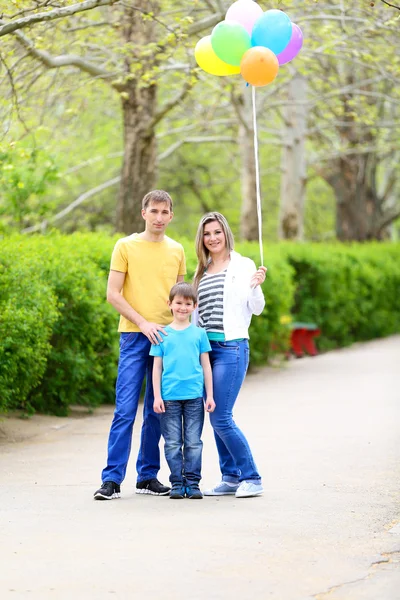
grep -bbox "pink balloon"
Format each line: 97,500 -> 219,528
226,0 -> 263,36
277,23 -> 303,65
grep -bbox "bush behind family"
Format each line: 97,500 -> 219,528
0,214 -> 399,417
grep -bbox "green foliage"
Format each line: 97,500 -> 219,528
0,238 -> 59,414
282,242 -> 400,351
1,232 -> 400,415
0,234 -> 119,416
0,144 -> 59,232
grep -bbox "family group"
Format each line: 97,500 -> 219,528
94,190 -> 266,501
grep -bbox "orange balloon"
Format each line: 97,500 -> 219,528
240,46 -> 279,87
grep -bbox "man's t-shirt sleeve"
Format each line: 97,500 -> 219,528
110,240 -> 128,273
178,246 -> 186,277
199,329 -> 211,354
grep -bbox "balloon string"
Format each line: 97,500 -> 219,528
251,85 -> 264,267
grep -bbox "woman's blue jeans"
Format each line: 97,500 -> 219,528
101,333 -> 161,485
209,339 -> 261,483
161,398 -> 204,486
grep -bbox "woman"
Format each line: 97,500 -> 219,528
192,212 -> 266,498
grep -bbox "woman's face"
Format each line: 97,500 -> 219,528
203,220 -> 226,254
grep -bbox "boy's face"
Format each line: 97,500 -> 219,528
141,200 -> 173,235
169,295 -> 196,321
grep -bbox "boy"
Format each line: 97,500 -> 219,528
151,282 -> 215,499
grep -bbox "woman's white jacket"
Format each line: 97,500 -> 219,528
192,250 -> 265,340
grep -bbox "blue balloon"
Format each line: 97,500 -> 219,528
251,9 -> 292,56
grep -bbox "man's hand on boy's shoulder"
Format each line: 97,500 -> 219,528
138,320 -> 167,345
205,397 -> 216,413
153,397 -> 165,413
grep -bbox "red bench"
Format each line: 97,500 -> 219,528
289,322 -> 320,358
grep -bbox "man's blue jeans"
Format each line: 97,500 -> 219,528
161,398 -> 204,486
209,339 -> 261,483
101,333 -> 161,485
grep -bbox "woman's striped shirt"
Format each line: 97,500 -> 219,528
197,269 -> 226,334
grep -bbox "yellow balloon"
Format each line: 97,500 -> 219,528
195,36 -> 241,77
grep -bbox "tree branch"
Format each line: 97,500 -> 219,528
376,206 -> 400,236
187,13 -> 223,36
380,0 -> 400,10
0,0 -> 120,37
150,80 -> 194,131
13,28 -> 120,87
21,176 -> 121,234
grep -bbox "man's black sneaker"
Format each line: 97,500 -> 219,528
136,478 -> 170,496
170,483 -> 185,499
185,485 -> 203,499
94,481 -> 121,501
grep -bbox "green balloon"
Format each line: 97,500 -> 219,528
211,21 -> 251,67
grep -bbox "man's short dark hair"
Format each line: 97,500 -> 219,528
169,282 -> 197,304
142,190 -> 173,211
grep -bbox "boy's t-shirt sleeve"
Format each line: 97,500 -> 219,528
199,329 -> 211,354
149,343 -> 164,357
110,240 -> 128,273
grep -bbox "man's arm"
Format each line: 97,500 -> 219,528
176,274 -> 184,283
200,353 -> 215,413
107,270 -> 166,344
152,356 -> 165,413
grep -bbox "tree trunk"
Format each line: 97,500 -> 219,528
116,87 -> 157,234
115,1 -> 159,234
238,87 -> 258,241
322,70 -> 397,241
279,74 -> 307,240
326,154 -> 388,241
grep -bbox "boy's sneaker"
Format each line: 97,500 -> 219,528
94,481 -> 121,501
203,481 -> 239,496
235,480 -> 264,498
186,485 -> 203,499
136,478 -> 170,496
170,483 -> 186,499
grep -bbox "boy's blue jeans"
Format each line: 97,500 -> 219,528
161,398 -> 204,486
101,332 -> 161,485
209,339 -> 261,483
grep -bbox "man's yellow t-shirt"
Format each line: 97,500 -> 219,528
110,233 -> 186,332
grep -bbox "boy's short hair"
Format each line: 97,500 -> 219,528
142,190 -> 173,211
169,282 -> 197,304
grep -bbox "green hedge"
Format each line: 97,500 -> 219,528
0,233 -> 399,415
282,243 -> 400,351
0,239 -> 59,413
0,235 -> 119,415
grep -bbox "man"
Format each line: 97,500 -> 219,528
94,190 -> 186,500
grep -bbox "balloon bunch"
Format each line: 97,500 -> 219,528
195,0 -> 303,87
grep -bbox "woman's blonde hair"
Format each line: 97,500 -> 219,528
193,212 -> 234,289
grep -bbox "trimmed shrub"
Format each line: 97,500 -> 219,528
0,238 -> 59,413
283,243 -> 400,351
1,232 -> 399,416
23,236 -> 119,415
0,234 -> 119,415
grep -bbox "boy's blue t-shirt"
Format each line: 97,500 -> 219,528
149,324 -> 211,401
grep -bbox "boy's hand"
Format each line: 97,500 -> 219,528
205,397 -> 216,413
153,398 -> 165,414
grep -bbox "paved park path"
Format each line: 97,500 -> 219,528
1,336 -> 399,600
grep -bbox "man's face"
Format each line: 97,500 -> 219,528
141,201 -> 173,234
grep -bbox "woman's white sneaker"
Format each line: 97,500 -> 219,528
235,481 -> 263,498
204,481 -> 239,496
